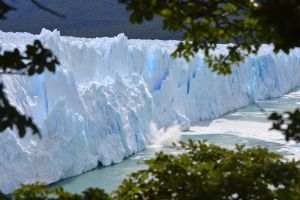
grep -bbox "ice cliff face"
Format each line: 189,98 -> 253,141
1,29 -> 300,194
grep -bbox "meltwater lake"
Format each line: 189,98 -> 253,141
52,89 -> 300,194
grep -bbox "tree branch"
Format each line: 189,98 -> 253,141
30,0 -> 66,18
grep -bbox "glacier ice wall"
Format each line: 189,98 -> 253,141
1,29 -> 300,193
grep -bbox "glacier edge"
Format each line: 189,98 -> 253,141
0,29 -> 300,194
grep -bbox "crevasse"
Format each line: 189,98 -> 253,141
1,29 -> 300,194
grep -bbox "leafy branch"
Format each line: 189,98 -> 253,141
0,40 -> 58,137
269,110 -> 300,142
119,0 -> 300,75
0,1 -> 60,137
0,0 -> 65,19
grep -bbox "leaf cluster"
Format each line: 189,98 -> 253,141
0,84 -> 38,137
0,0 -> 14,19
0,39 -> 59,137
0,0 -> 68,139
0,40 -> 58,76
119,0 -> 300,75
0,1 -> 60,138
269,110 -> 300,143
0,184 -> 111,200
115,140 -> 300,200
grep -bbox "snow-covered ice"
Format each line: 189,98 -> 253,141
1,29 -> 300,194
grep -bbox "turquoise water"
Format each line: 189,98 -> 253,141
51,90 -> 300,194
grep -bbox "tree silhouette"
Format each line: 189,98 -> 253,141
119,0 -> 300,142
119,0 -> 300,74
116,141 -> 300,199
0,0 -> 59,137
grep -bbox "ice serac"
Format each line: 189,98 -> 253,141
1,29 -> 300,193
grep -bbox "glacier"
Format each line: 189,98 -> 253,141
1,29 -> 300,194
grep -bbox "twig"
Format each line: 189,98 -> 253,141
30,0 -> 66,18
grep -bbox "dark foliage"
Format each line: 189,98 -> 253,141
116,141 -> 300,200
0,1 -> 58,137
269,109 -> 300,143
0,0 -> 14,19
0,40 -> 58,137
2,184 -> 111,200
119,0 -> 300,75
0,40 -> 58,76
0,84 -> 38,138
